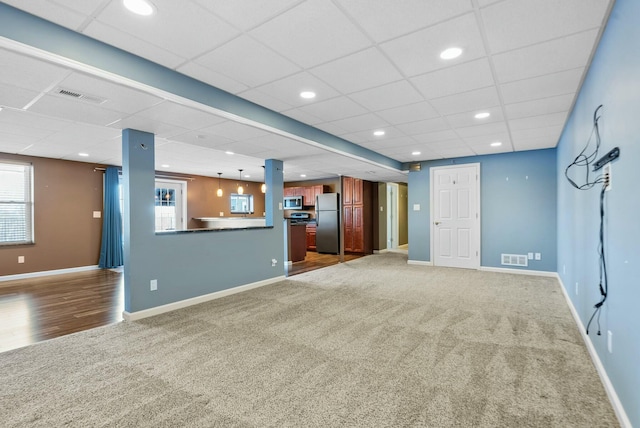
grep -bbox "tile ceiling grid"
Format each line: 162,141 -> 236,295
0,0 -> 615,181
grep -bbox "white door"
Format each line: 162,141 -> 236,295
431,164 -> 480,269
154,180 -> 186,231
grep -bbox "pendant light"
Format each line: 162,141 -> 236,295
261,165 -> 266,193
216,172 -> 223,197
237,169 -> 244,195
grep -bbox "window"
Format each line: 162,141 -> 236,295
0,161 -> 34,245
230,194 -> 254,214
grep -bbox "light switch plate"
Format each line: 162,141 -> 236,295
93,211 -> 101,218
413,204 -> 420,211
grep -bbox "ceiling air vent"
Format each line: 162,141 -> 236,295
54,87 -> 107,105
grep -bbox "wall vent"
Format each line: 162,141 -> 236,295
501,253 -> 528,267
54,87 -> 107,105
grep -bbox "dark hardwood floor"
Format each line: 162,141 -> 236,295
0,252 -> 364,353
0,269 -> 124,353
286,250 -> 364,276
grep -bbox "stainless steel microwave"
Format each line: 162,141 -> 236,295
283,196 -> 303,210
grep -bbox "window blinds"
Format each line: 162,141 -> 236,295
0,161 -> 33,244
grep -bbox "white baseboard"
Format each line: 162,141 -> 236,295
556,274 -> 631,428
122,275 -> 286,321
479,266 -> 557,277
0,265 -> 100,282
407,260 -> 433,266
373,249 -> 389,254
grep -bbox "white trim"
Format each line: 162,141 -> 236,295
0,265 -> 100,282
407,260 -> 433,266
556,274 -> 632,428
373,249 -> 390,254
479,266 -> 558,278
122,275 -> 286,321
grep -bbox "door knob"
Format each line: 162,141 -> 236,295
435,221 -> 441,225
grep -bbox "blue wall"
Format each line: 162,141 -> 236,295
408,149 -> 557,272
557,0 -> 640,424
122,130 -> 285,313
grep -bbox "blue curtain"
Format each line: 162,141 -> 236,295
98,166 -> 123,268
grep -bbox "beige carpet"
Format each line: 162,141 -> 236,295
0,253 -> 618,427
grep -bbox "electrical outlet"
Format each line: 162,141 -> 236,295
18,256 -> 25,264
575,282 -> 579,295
150,279 -> 158,291
219,212 -> 224,216
93,211 -> 101,218
528,252 -> 533,260
603,163 -> 612,191
271,259 -> 277,267
535,253 -> 541,260
607,330 -> 613,353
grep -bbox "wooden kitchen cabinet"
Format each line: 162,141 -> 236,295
342,177 -> 370,254
306,223 -> 316,251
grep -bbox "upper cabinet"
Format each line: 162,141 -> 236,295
283,184 -> 327,206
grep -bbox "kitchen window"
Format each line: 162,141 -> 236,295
0,161 -> 34,245
230,194 -> 254,214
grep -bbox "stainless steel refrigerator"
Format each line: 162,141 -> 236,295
315,193 -> 340,254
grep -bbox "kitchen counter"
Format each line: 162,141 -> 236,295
194,217 -> 266,229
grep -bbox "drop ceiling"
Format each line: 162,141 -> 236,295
0,0 -> 613,183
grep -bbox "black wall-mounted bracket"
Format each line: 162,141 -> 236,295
593,147 -> 620,171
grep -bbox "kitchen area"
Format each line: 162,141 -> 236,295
283,177 -> 373,275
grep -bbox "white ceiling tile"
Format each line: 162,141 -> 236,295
456,121 -> 508,138
250,1 -> 371,68
94,0 -> 240,59
135,102 -> 227,130
0,109 -> 71,132
478,0 -> 502,6
430,86 -> 501,116
380,13 -> 485,77
511,125 -> 564,142
396,118 -> 449,136
176,62 -> 248,94
349,80 -> 423,112
248,71 -> 340,108
434,147 -> 476,158
481,0 -> 611,53
505,94 -> 574,120
110,116 -> 188,138
414,131 -> 462,146
335,0 -> 473,42
343,131 -> 412,147
471,145 -> 512,156
375,102 -> 440,125
463,133 -> 511,147
169,131 -> 233,148
512,136 -> 559,151
0,49 -> 71,93
312,121 -> 350,136
326,113 -> 390,134
509,112 -> 568,131
195,35 -> 300,87
493,29 -> 599,83
29,94 -> 123,127
83,21 -> 186,69
423,138 -> 469,150
297,97 -> 368,123
2,0 -> 89,30
444,106 -> 504,128
281,108 -> 323,126
411,58 -> 495,99
0,83 -> 42,110
309,48 -> 403,94
193,0 -> 303,30
500,68 -> 584,104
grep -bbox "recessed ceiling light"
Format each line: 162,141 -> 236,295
490,142 -> 502,147
123,0 -> 155,16
225,151 -> 234,155
440,47 -> 462,60
78,152 -> 89,157
161,164 -> 170,168
474,112 -> 490,119
300,91 -> 316,99
412,151 -> 421,156
300,174 -> 307,178
373,130 -> 385,136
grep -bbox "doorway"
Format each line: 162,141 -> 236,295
154,179 -> 187,231
430,164 -> 480,269
386,183 -> 399,250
